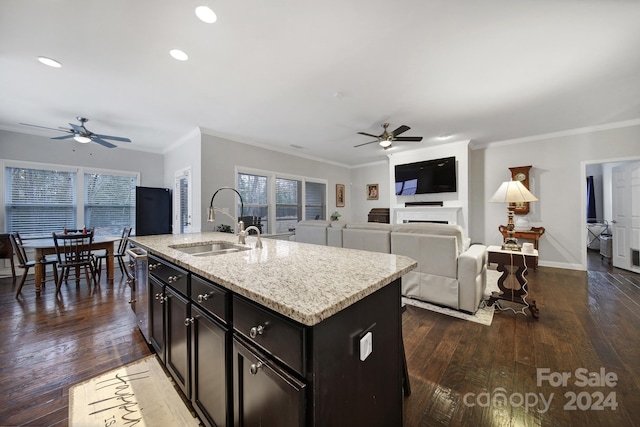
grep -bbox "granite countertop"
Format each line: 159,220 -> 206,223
129,232 -> 417,326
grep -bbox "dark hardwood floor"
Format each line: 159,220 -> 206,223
1,252 -> 639,426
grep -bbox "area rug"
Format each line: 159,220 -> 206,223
402,269 -> 501,326
69,355 -> 200,427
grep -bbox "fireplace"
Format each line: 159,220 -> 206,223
394,207 -> 462,226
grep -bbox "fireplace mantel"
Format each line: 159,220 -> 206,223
393,207 -> 462,227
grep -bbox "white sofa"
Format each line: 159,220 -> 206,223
293,220 -> 488,313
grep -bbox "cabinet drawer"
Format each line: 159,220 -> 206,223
149,254 -> 189,296
191,275 -> 229,324
233,296 -> 305,375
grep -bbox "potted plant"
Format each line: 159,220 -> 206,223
330,211 -> 341,221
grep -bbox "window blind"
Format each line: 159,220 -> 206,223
305,181 -> 326,220
276,178 -> 301,234
5,167 -> 77,237
84,173 -> 136,235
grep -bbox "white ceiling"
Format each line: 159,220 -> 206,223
1,0 -> 640,166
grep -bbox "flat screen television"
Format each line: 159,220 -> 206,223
394,156 -> 457,195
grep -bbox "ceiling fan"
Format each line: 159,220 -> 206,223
354,122 -> 423,149
19,116 -> 132,148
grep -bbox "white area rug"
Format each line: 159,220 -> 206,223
69,355 -> 199,427
402,269 -> 501,326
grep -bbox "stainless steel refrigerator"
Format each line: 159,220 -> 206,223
135,186 -> 172,236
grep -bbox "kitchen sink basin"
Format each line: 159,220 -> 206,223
170,242 -> 251,256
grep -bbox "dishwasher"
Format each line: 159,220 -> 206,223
126,247 -> 150,343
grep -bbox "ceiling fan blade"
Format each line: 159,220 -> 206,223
94,133 -> 131,142
394,136 -> 423,142
357,131 -> 381,139
51,134 -> 75,140
353,140 -> 379,148
19,122 -> 72,133
69,123 -> 83,133
92,137 -> 117,148
392,125 -> 410,137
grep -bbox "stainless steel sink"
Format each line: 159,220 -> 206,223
170,242 -> 251,256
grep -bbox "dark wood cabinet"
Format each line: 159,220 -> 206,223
368,208 -> 390,223
144,254 -> 402,427
233,337 -> 305,427
191,304 -> 230,427
165,285 -> 191,398
149,276 -> 165,362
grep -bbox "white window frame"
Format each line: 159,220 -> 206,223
236,166 -> 328,234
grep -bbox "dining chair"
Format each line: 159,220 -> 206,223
94,226 -> 132,281
0,233 -> 16,283
52,230 -> 98,292
9,232 -> 59,296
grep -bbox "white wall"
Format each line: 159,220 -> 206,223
475,124 -> 640,270
0,129 -> 165,232
164,128 -> 202,232
349,161 -> 388,223
200,133 -> 352,232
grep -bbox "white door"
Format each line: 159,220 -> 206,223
611,162 -> 640,272
174,168 -> 192,234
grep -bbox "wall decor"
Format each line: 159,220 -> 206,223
336,184 -> 345,207
367,184 -> 379,200
508,165 -> 533,214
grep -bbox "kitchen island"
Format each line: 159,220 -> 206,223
129,231 -> 417,427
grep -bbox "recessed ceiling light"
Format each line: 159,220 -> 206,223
436,134 -> 452,140
37,56 -> 62,68
195,6 -> 217,23
170,49 -> 189,61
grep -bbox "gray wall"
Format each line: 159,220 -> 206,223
0,129 -> 165,234
199,132 -> 352,232
473,123 -> 640,270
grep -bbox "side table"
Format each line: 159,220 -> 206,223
486,245 -> 539,318
498,226 -> 544,268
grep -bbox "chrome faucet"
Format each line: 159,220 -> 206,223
243,226 -> 263,249
208,187 -> 246,244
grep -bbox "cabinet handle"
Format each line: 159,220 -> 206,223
128,262 -> 135,268
168,275 -> 179,283
197,292 -> 214,303
249,361 -> 263,375
155,293 -> 162,300
249,325 -> 265,338
184,317 -> 194,326
128,299 -> 136,304
149,263 -> 162,271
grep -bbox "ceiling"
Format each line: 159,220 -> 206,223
1,0 -> 640,167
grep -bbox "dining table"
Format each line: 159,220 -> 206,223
21,235 -> 121,295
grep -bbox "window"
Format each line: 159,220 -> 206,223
84,173 -> 136,236
237,169 -> 326,234
5,163 -> 139,237
305,181 -> 326,220
5,166 -> 76,238
276,178 -> 301,233
238,172 -> 268,231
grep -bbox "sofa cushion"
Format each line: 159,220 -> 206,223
391,223 -> 466,254
343,226 -> 391,253
294,220 -> 330,245
327,222 -> 346,247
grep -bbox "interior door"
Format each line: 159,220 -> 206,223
611,162 -> 640,272
175,168 -> 192,234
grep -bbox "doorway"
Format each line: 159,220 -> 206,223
582,157 -> 640,272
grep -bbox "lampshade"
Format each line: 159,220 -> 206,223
489,180 -> 538,203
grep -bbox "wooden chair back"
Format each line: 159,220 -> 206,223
116,227 -> 133,255
9,233 -> 29,267
53,231 -> 94,267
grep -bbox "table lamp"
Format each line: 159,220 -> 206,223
489,180 -> 538,251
